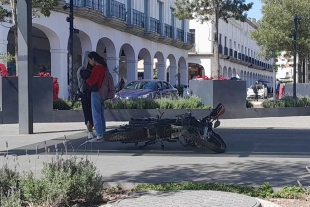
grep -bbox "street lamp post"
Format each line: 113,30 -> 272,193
63,0 -> 79,100
291,14 -> 301,98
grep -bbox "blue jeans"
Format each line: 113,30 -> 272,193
91,92 -> 106,137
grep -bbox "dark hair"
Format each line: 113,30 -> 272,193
86,62 -> 93,70
88,51 -> 108,68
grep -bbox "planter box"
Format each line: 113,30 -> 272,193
246,107 -> 310,118
0,77 -> 53,124
2,107 -> 310,124
188,80 -> 247,118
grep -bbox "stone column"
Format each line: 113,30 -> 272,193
144,61 -> 153,79
169,65 -> 177,86
50,49 -> 68,99
106,57 -> 119,84
126,59 -> 137,83
180,66 -> 188,86
157,63 -> 166,81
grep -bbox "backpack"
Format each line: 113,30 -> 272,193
99,67 -> 116,101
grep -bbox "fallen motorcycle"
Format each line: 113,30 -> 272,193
101,103 -> 227,153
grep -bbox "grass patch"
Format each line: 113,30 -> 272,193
133,182 -> 309,199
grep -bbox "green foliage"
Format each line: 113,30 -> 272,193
0,53 -> 15,64
20,157 -> 104,206
174,0 -> 253,23
55,97 -> 210,110
250,0 -> 310,59
0,165 -> 20,206
105,96 -> 210,109
0,0 -> 59,22
133,182 -> 308,199
262,97 -> 310,108
53,99 -> 72,110
246,100 -> 253,108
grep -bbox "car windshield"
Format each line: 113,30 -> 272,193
124,81 -> 155,90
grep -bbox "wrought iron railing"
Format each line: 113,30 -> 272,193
187,32 -> 195,44
150,17 -> 161,34
73,0 -> 104,12
129,9 -> 145,27
109,0 -> 126,20
164,24 -> 173,39
176,28 -> 185,42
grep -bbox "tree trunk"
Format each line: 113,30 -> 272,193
212,4 -> 220,80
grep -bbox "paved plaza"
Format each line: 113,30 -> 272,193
1,116 -> 310,206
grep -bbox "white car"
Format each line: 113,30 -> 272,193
247,85 -> 268,99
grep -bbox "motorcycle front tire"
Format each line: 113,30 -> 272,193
205,131 -> 226,153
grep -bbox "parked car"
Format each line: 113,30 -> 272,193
246,84 -> 268,99
115,79 -> 178,99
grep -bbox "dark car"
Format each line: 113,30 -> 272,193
115,79 -> 178,99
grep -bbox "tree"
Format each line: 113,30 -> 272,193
250,0 -> 310,82
174,0 -> 253,79
0,0 -> 58,74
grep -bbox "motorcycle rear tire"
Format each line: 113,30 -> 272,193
103,127 -> 148,142
182,127 -> 226,153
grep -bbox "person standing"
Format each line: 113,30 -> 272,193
253,81 -> 259,101
86,52 -> 107,141
275,79 -> 280,99
77,51 -> 94,139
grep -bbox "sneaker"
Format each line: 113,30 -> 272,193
86,121 -> 94,132
96,136 -> 105,142
87,132 -> 94,140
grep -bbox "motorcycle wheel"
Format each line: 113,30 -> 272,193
103,127 -> 148,142
182,127 -> 226,153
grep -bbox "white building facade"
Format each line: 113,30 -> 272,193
0,0 -> 194,98
275,51 -> 294,82
188,18 -> 273,88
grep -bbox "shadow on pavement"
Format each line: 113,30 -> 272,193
3,128 -> 310,158
103,160 -> 310,188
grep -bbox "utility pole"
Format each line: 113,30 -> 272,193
63,0 -> 79,100
291,14 -> 301,98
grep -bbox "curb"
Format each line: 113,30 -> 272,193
256,198 -> 282,207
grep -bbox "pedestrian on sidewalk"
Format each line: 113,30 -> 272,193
253,81 -> 259,101
86,52 -> 107,141
275,79 -> 280,99
77,51 -> 94,139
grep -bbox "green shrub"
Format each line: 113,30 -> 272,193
53,99 -> 72,110
0,165 -> 21,207
262,97 -> 310,108
105,96 -> 210,109
246,100 -> 253,108
20,157 -> 104,206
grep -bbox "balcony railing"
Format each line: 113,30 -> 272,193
109,0 -> 126,21
150,17 -> 161,34
74,0 -> 104,12
219,45 -> 223,54
176,28 -> 185,42
224,47 -> 228,56
187,32 -> 195,44
164,24 -> 173,39
129,9 -> 145,27
229,49 -> 233,56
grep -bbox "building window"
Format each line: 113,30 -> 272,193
158,1 -> 163,22
224,36 -> 227,47
238,44 -> 240,52
245,47 -> 247,55
219,33 -> 222,45
234,41 -> 236,50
